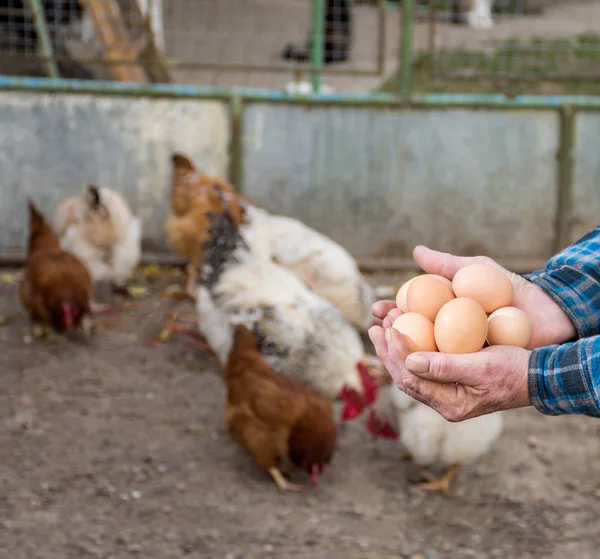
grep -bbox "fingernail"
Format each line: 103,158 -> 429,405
368,327 -> 375,344
385,328 -> 392,344
405,354 -> 430,374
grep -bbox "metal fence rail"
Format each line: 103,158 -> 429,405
1,74 -> 599,269
0,0 -> 390,92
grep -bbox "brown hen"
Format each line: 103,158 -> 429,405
164,153 -> 248,300
224,324 -> 337,492
19,199 -> 92,337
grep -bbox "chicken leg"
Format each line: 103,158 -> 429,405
31,323 -> 67,344
184,263 -> 198,301
420,463 -> 461,493
268,467 -> 302,493
80,315 -> 93,339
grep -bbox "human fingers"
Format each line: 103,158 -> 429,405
368,326 -> 409,391
379,328 -> 449,406
382,308 -> 403,329
404,349 -> 493,385
412,245 -> 503,280
400,372 -> 470,420
405,345 -> 531,420
368,326 -> 393,374
401,350 -> 490,421
372,300 -> 397,322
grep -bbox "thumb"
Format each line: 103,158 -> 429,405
413,245 -> 482,280
405,350 -> 489,385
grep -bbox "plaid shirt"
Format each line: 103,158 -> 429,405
526,226 -> 600,417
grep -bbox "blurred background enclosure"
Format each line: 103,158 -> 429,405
1,0 -> 600,268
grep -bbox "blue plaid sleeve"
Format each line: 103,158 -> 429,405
524,227 -> 600,339
529,336 -> 600,417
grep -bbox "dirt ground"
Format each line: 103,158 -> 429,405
1,266 -> 600,559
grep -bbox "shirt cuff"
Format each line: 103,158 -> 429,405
524,268 -> 598,339
528,342 -> 600,417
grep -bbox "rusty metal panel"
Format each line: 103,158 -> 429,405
0,91 -> 229,256
571,112 -> 600,245
242,104 -> 559,260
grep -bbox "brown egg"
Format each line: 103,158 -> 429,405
434,297 -> 488,354
392,312 -> 438,353
396,274 -> 454,312
406,276 -> 455,322
487,307 -> 532,348
429,274 -> 454,290
396,277 -> 418,312
452,263 -> 514,313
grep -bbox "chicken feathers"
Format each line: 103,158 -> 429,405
266,214 -> 376,331
367,384 -> 504,492
55,185 -> 141,296
19,199 -> 92,336
197,291 -> 336,491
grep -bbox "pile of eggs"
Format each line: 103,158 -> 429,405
393,263 -> 532,354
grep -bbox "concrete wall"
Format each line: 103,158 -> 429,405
242,104 -> 560,259
0,91 -> 229,256
1,91 -> 598,263
572,112 -> 600,244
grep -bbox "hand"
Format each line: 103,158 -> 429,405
368,326 -> 531,421
367,245 -> 576,421
373,245 -> 577,349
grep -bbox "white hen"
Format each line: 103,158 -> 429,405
265,214 -> 376,331
55,185 -> 142,296
368,383 -> 504,492
195,202 -> 378,422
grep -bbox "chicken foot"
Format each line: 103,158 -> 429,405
162,321 -> 204,341
419,463 -> 461,493
31,324 -> 67,344
157,319 -> 215,355
80,315 -> 93,339
268,467 -> 302,493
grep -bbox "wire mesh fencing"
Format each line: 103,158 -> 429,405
412,0 -> 600,84
0,0 -> 393,91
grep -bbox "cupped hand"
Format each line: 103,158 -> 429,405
372,245 -> 577,349
368,326 -> 531,421
367,244 -> 578,420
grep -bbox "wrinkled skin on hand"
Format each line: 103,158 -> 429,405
368,246 -> 577,422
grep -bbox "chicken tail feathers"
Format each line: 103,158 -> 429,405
86,185 -> 101,209
171,152 -> 196,174
27,198 -> 44,225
